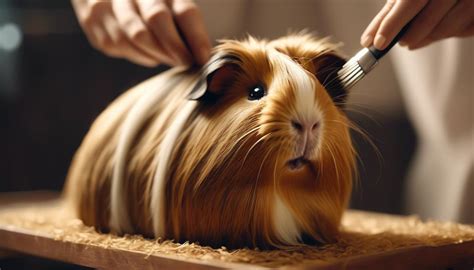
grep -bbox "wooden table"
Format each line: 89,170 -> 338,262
0,191 -> 473,269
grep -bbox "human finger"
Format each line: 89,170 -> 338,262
399,0 -> 457,47
136,0 -> 193,65
72,0 -> 159,66
171,0 -> 212,65
373,0 -> 429,50
406,36 -> 434,50
360,0 -> 397,47
112,0 -> 177,65
72,0 -> 105,49
100,9 -> 160,66
410,0 -> 474,49
428,0 -> 474,41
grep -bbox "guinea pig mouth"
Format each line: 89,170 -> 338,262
287,156 -> 311,170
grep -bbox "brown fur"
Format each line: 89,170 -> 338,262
64,34 -> 356,249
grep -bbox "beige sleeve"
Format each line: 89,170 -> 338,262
391,38 -> 474,223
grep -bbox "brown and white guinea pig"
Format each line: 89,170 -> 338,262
64,33 -> 356,249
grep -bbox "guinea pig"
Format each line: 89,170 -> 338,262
64,33 -> 356,249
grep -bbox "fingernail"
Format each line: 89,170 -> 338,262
374,35 -> 386,49
360,35 -> 372,47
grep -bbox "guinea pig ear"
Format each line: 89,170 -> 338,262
312,53 -> 347,105
187,54 -> 242,100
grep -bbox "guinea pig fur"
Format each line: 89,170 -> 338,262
64,34 -> 356,249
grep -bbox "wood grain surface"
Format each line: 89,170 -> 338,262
0,191 -> 472,269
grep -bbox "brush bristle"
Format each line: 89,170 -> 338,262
337,59 -> 364,90
323,57 -> 364,96
333,47 -> 380,92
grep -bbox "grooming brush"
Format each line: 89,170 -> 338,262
331,23 -> 411,92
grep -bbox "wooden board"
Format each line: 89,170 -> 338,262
0,227 -> 251,269
0,191 -> 473,269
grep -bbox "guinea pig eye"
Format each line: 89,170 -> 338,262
248,85 -> 266,100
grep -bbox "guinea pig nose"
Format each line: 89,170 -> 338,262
291,120 -> 320,132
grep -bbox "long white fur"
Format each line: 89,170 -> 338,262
280,52 -> 319,125
273,194 -> 301,245
269,49 -> 321,244
151,100 -> 198,237
110,75 -> 182,234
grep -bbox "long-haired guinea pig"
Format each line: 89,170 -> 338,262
64,33 -> 356,249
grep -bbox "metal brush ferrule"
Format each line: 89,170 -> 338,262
353,48 -> 378,74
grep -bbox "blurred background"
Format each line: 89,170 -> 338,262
4,0 -> 460,268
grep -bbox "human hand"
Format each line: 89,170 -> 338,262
72,0 -> 212,67
361,0 -> 474,50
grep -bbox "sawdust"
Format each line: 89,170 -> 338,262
0,198 -> 473,268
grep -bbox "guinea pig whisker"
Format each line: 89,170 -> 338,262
217,126 -> 260,176
319,67 -> 341,86
343,101 -> 382,112
251,145 -> 276,209
324,140 -> 341,184
316,155 -> 324,179
232,126 -> 259,152
238,134 -> 272,176
234,126 -> 260,146
324,118 -> 380,189
227,125 -> 260,158
349,124 -> 383,184
273,143 -> 284,191
257,146 -> 276,182
259,121 -> 288,133
321,66 -> 346,88
261,131 -> 289,141
326,119 -> 382,167
330,92 -> 351,104
336,106 -> 382,125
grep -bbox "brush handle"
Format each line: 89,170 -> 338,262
368,22 -> 411,60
